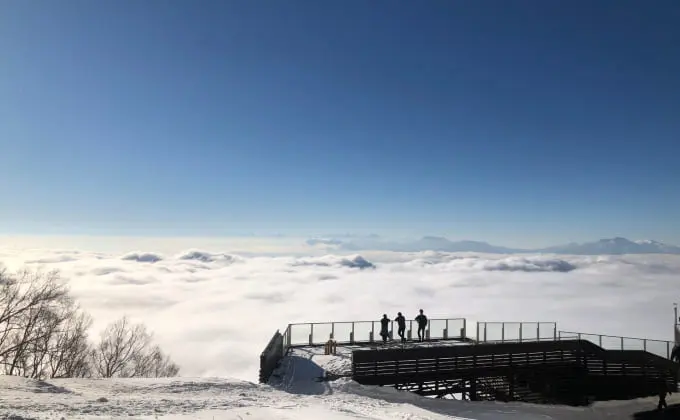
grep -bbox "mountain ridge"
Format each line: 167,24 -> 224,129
306,236 -> 680,255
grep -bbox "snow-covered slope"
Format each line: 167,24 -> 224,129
3,349 -> 676,420
0,375 -> 527,420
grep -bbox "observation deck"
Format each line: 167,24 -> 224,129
260,318 -> 679,406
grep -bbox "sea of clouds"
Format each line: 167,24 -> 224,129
1,237 -> 680,382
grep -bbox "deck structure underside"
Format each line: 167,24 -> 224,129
351,339 -> 679,405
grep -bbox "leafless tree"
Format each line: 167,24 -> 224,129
0,268 -> 179,379
92,316 -> 179,378
132,344 -> 180,378
47,308 -> 93,378
0,268 -> 71,376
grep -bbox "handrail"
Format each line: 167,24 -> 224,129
476,321 -> 558,343
559,330 -> 673,343
558,330 -> 675,359
475,321 -> 559,324
286,317 -> 466,327
283,318 -> 468,347
279,321 -> 675,356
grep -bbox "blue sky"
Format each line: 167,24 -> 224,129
1,0 -> 679,247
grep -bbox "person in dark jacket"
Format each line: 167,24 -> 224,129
379,314 -> 390,343
415,309 -> 427,342
671,344 -> 680,363
657,385 -> 670,411
394,312 -> 406,343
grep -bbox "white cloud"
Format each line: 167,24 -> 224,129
2,241 -> 680,384
121,251 -> 164,263
292,255 -> 376,269
176,249 -> 241,263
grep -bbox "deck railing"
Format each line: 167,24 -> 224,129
271,320 -> 679,377
260,318 -> 680,381
475,321 -> 558,344
558,330 -> 676,359
281,317 -> 467,352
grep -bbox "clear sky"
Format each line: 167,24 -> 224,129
1,0 -> 679,248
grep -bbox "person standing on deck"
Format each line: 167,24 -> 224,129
415,309 -> 427,342
394,312 -> 406,343
379,314 -> 390,344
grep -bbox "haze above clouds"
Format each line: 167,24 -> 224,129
2,236 -> 679,383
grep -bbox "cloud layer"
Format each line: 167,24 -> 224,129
2,243 -> 679,383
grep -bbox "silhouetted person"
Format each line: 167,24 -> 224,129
379,314 -> 390,344
394,312 -> 406,343
671,344 -> 680,363
415,309 -> 427,342
657,386 -> 669,411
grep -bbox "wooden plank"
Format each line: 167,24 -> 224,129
352,340 -> 585,363
352,353 -> 582,374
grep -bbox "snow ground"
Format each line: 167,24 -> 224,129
2,345 -> 677,420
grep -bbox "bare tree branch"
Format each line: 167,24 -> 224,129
0,267 -> 179,379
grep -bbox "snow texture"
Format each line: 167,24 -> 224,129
1,363 -> 678,419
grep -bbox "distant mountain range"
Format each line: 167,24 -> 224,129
536,237 -> 680,255
306,236 -> 680,255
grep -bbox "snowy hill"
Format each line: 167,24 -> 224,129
2,351 -> 678,419
2,374 -> 678,420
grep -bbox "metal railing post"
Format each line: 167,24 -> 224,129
519,323 -> 523,343
599,335 -> 602,347
620,336 -> 624,350
331,322 -> 335,340
483,323 -> 487,342
350,322 -> 355,344
501,323 -> 505,342
476,322 -> 480,343
463,318 -> 467,338
309,323 -> 314,345
553,324 -> 557,340
536,322 -> 540,341
444,319 -> 449,339
370,321 -> 375,343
